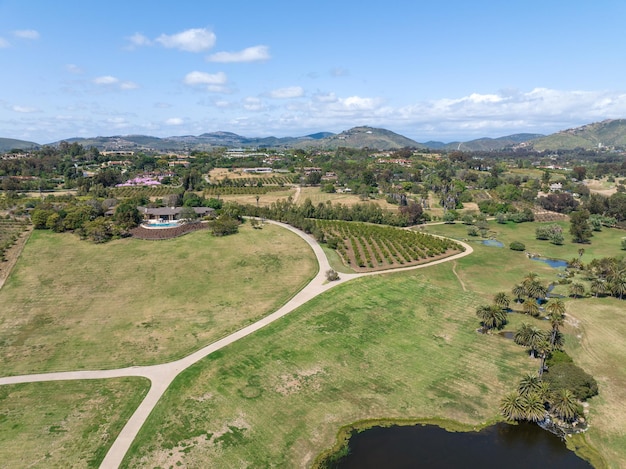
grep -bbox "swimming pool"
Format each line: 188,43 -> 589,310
143,220 -> 181,228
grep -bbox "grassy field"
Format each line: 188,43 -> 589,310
298,186 -> 398,210
0,223 -> 317,375
562,296 -> 626,469
424,221 -> 626,468
0,377 -> 149,468
122,264 -> 535,468
218,188 -> 296,207
2,216 -> 624,467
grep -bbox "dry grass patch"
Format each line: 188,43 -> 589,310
0,223 -> 317,374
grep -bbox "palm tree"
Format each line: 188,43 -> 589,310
518,373 -> 542,396
512,284 -> 526,303
550,389 -> 578,422
590,278 -> 607,298
522,298 -> 540,317
475,304 -> 507,332
546,299 -> 565,337
494,292 -> 511,310
522,393 -> 547,422
569,282 -> 585,298
609,275 -> 626,300
546,299 -> 566,319
514,324 -> 548,358
500,391 -> 526,421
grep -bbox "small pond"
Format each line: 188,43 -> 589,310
531,257 -> 568,269
482,239 -> 504,248
328,422 -> 592,469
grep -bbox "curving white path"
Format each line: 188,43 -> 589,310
0,221 -> 472,469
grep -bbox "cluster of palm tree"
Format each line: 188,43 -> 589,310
475,291 -> 511,333
514,299 -> 566,376
500,373 -> 579,423
510,272 -> 549,318
586,256 -> 626,300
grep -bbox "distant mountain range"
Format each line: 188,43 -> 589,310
3,119 -> 626,153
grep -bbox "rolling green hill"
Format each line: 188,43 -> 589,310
0,138 -> 40,153
293,126 -> 424,150
530,119 -> 626,151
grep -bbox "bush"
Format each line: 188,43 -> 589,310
208,215 -> 240,236
543,361 -> 599,401
325,269 -> 340,281
509,241 -> 526,251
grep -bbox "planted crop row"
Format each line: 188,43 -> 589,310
204,186 -> 288,196
111,186 -> 184,198
220,176 -> 296,186
0,217 -> 29,261
316,220 -> 462,270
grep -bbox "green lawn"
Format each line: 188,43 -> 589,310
0,377 -> 149,468
123,265 -> 534,468
424,221 -> 626,468
0,223 -> 317,374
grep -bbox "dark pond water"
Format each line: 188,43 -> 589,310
330,422 -> 592,469
531,257 -> 568,268
482,239 -> 504,247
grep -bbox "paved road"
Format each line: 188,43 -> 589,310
0,221 -> 473,468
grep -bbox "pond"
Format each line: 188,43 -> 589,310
531,257 -> 568,269
328,422 -> 592,469
482,239 -> 504,247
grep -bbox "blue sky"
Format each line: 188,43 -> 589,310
2,0 -> 626,144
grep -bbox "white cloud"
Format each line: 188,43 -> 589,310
208,45 -> 270,63
93,76 -> 119,85
12,105 -> 38,113
0,37 -> 10,48
313,92 -> 338,103
156,28 -> 216,52
269,86 -> 304,99
66,64 -> 83,74
127,32 -> 152,48
183,71 -> 229,92
243,97 -> 265,111
92,75 -> 138,90
184,71 -> 227,86
13,29 -> 39,40
166,117 -> 184,125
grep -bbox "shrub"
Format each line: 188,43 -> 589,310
325,269 -> 340,281
467,226 -> 480,237
543,361 -> 598,401
509,241 -> 526,251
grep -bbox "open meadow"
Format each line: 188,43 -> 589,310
123,265 -> 535,468
0,377 -> 149,468
423,220 -> 626,468
1,217 -> 624,468
0,223 -> 317,375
